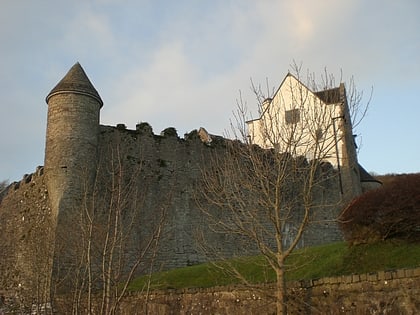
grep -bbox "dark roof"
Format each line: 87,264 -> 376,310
46,62 -> 103,107
314,86 -> 341,104
358,163 -> 382,183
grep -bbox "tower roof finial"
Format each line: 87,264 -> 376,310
46,62 -> 103,107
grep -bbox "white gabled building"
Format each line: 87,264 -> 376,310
246,73 -> 380,197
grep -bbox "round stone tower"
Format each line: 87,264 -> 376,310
45,62 -> 103,218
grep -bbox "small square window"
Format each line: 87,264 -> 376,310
285,108 -> 300,124
315,128 -> 323,141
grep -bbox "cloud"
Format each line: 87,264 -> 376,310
102,41 -> 195,129
1,0 -> 420,181
100,1 -> 378,134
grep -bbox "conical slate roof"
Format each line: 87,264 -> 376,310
46,62 -> 103,107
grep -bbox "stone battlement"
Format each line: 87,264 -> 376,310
0,63 -> 367,310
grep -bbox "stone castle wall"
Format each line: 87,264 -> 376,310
0,122 -> 348,309
94,124 -> 346,271
0,167 -> 54,308
112,267 -> 420,314
0,64 -> 377,312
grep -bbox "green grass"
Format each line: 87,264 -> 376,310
128,240 -> 420,292
338,241 -> 420,274
127,256 -> 273,291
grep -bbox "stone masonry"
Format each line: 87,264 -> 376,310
0,63 -> 364,310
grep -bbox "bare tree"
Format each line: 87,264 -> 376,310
198,65 -> 368,314
52,136 -> 167,314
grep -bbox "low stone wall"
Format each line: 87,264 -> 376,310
116,267 -> 420,314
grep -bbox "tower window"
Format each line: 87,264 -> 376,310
285,108 -> 300,124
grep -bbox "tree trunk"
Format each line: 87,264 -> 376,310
276,266 -> 287,315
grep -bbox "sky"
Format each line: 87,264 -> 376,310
0,0 -> 419,182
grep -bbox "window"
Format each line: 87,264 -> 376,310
285,108 -> 300,124
315,128 -> 323,141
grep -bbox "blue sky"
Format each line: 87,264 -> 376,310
0,0 -> 419,182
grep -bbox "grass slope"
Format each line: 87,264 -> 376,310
128,241 -> 420,291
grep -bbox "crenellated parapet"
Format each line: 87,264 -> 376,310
0,64 -> 366,311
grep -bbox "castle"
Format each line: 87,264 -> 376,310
0,63 -> 379,310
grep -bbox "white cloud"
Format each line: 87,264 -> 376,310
102,41 -> 196,130
58,7 -> 117,59
1,0 -> 420,181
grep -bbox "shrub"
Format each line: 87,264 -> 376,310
339,173 -> 420,245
